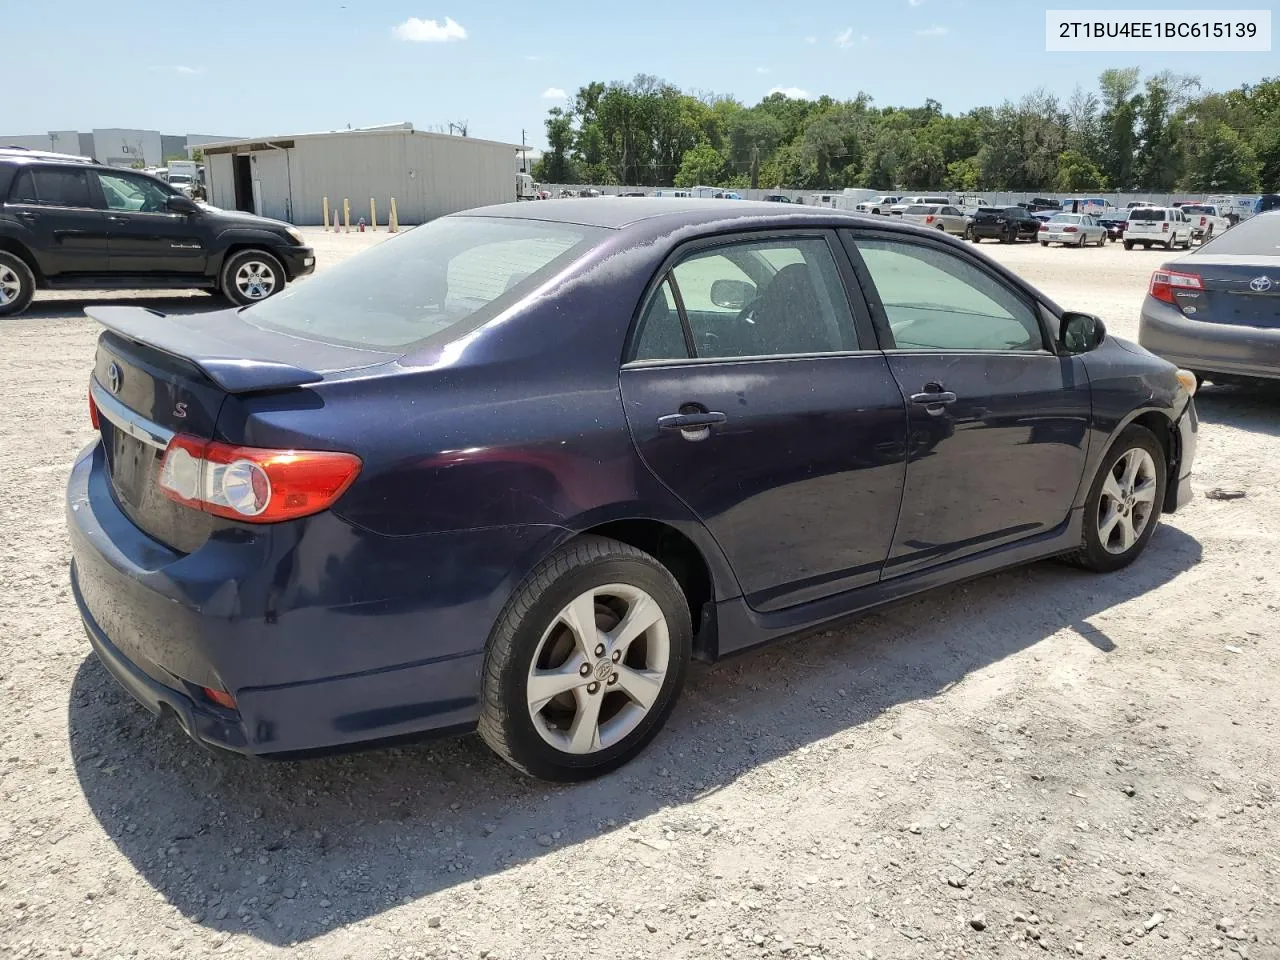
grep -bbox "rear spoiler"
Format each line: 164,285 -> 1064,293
86,306 -> 324,393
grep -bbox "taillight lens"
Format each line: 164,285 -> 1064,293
1038,223 -> 1047,231
1200,216 -> 1207,226
89,389 -> 100,430
1162,222 -> 1170,232
1063,226 -> 1078,233
925,214 -> 936,224
158,435 -> 361,523
1149,268 -> 1203,304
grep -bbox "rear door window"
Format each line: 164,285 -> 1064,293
11,167 -> 96,208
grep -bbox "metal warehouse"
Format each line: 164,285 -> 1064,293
202,123 -> 522,226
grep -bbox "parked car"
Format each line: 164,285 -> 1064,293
889,195 -> 950,216
0,149 -> 314,317
1178,204 -> 1230,243
1124,207 -> 1194,250
1060,197 -> 1107,215
1127,201 -> 1159,209
899,203 -> 969,235
1254,194 -> 1280,215
854,195 -> 900,215
967,206 -> 1040,243
1138,211 -> 1280,385
67,198 -> 1199,780
1039,213 -> 1107,247
955,195 -> 990,213
763,194 -> 792,203
1097,210 -> 1130,243
1021,198 -> 1060,213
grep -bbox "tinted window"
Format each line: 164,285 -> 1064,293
1181,205 -> 1212,215
905,205 -> 936,215
669,237 -> 858,359
1050,214 -> 1081,223
1128,208 -> 1168,221
245,216 -> 605,350
924,197 -> 949,204
14,167 -> 94,208
1197,212 -> 1280,255
976,208 -> 1003,216
632,279 -> 688,361
940,206 -> 961,216
853,238 -> 1043,352
97,172 -> 171,213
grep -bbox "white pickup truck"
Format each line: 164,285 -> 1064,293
1178,203 -> 1230,242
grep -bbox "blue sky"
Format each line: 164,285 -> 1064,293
5,0 -> 1275,149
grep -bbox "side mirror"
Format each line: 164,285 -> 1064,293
1061,311 -> 1106,353
709,278 -> 756,311
166,194 -> 199,215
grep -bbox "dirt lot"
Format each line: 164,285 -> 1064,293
1,228 -> 1277,960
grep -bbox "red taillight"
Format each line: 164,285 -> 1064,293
1162,222 -> 1170,232
1038,223 -> 1048,231
925,214 -> 936,224
158,435 -> 361,523
1063,226 -> 1078,233
202,687 -> 237,710
1149,268 -> 1203,304
1200,216 -> 1207,226
89,390 -> 100,430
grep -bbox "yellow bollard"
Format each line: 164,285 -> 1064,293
322,196 -> 330,231
388,197 -> 399,233
369,198 -> 377,231
343,198 -> 351,233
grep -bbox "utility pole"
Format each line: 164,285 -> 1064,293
521,128 -> 528,173
750,145 -> 760,190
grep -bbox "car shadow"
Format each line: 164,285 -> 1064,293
68,525 -> 1202,945
21,293 -> 220,320
1193,380 -> 1280,439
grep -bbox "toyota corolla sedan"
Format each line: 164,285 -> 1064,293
68,200 -> 1198,781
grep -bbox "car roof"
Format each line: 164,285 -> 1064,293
0,147 -> 97,166
458,198 -> 875,230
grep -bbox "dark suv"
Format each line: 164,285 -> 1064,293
968,206 -> 1041,243
0,148 -> 314,317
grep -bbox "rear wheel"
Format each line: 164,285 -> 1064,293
219,249 -> 285,306
478,536 -> 692,781
1040,240 -> 1049,247
1061,425 -> 1166,573
1123,241 -> 1134,250
0,252 -> 36,318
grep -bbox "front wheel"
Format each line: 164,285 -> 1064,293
219,249 -> 286,305
1061,425 -> 1166,573
478,536 -> 692,781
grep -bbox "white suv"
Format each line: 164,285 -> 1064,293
1123,207 -> 1194,250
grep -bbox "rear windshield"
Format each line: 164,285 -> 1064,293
976,207 -> 1003,215
905,205 -> 938,214
1128,208 -> 1169,220
1050,214 -> 1081,223
1181,205 -> 1213,215
243,216 -> 605,349
923,197 -> 949,204
1196,212 -> 1280,255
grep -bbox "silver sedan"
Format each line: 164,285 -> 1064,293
1039,213 -> 1107,247
900,204 -> 970,236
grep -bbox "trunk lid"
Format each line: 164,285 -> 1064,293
1169,257 -> 1280,329
88,306 -> 394,552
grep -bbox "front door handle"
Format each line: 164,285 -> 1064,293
909,391 -> 957,405
15,211 -> 38,223
657,410 -> 726,441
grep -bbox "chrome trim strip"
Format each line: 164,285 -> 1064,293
90,379 -> 174,450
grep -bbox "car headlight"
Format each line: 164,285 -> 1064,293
1175,368 -> 1198,397
284,226 -> 305,245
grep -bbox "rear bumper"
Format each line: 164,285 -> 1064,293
1139,298 -> 1280,381
970,224 -> 1011,238
66,442 -> 553,756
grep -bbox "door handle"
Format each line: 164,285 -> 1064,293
657,411 -> 727,431
106,214 -> 130,223
909,391 -> 957,405
16,211 -> 38,223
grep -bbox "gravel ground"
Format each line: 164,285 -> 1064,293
1,228 -> 1277,960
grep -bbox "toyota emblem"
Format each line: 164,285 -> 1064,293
106,361 -> 122,394
1249,275 -> 1273,293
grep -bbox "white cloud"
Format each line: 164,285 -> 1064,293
524,54 -> 542,61
768,86 -> 810,99
908,0 -> 925,6
835,27 -> 854,47
804,35 -> 817,44
393,16 -> 467,42
755,66 -> 771,74
150,65 -> 203,74
541,87 -> 567,99
916,24 -> 948,35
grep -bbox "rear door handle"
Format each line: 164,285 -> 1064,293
657,412 -> 727,431
106,214 -> 130,223
910,391 -> 957,405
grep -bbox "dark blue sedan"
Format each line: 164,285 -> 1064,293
67,199 -> 1198,780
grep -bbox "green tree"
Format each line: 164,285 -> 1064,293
1055,149 -> 1107,191
945,156 -> 982,191
540,107 -> 577,183
1182,122 -> 1260,192
674,142 -> 727,187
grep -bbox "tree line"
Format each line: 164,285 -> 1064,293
531,70 -> 1279,194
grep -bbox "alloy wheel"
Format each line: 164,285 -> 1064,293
0,265 -> 21,306
234,260 -> 277,300
526,583 -> 670,755
1098,448 -> 1158,554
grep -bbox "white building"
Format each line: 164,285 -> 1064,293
202,123 -> 524,225
0,129 -> 233,166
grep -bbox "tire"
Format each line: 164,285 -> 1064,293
1040,241 -> 1049,247
1076,233 -> 1086,247
219,249 -> 286,306
1060,425 -> 1167,573
1096,233 -> 1105,247
1163,239 -> 1173,251
1202,226 -> 1213,244
1123,241 -> 1134,250
970,233 -> 981,243
0,251 -> 36,318
936,222 -> 946,231
477,535 -> 693,781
